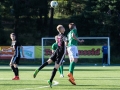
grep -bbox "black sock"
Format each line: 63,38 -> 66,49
11,66 -> 15,72
38,62 -> 48,71
11,66 -> 16,76
15,68 -> 19,76
50,68 -> 57,82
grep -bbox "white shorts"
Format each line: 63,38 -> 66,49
67,46 -> 79,59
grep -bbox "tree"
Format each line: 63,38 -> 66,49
69,0 -> 120,59
0,2 -> 6,45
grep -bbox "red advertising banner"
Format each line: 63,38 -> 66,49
0,46 -> 14,59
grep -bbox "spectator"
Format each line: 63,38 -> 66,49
102,43 -> 108,66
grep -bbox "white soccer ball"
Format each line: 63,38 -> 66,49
50,1 -> 58,8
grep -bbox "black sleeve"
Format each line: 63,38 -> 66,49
18,41 -> 21,46
16,41 -> 21,46
14,41 -> 21,49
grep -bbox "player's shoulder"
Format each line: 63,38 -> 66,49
71,29 -> 77,32
57,33 -> 64,37
16,41 -> 20,44
71,28 -> 76,31
16,40 -> 21,46
56,34 -> 61,38
70,29 -> 77,33
52,42 -> 57,46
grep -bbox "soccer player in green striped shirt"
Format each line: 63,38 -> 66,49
67,23 -> 84,85
52,36 -> 64,77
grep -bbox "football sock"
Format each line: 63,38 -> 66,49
38,62 -> 48,71
50,68 -> 57,82
58,67 -> 61,74
69,62 -> 75,75
11,66 -> 15,72
69,62 -> 72,74
60,65 -> 63,74
15,67 -> 19,76
71,62 -> 75,75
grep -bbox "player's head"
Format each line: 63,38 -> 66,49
56,25 -> 65,34
69,23 -> 76,30
10,33 -> 16,41
55,36 -> 57,43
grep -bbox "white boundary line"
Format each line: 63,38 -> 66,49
15,80 -> 59,90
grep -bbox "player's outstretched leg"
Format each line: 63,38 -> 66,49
33,69 -> 39,78
33,62 -> 48,78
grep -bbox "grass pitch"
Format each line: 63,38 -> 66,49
0,66 -> 120,90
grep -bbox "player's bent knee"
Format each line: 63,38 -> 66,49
9,62 -> 13,66
13,64 -> 18,68
70,58 -> 77,62
72,58 -> 78,63
54,63 -> 60,69
74,59 -> 78,63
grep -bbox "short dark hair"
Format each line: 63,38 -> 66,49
10,33 -> 16,36
69,23 -> 76,30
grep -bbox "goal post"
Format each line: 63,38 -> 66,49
41,37 -> 110,65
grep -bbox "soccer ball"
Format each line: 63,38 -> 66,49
50,1 -> 58,8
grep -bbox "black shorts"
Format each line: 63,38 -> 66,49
10,56 -> 20,64
50,49 -> 65,65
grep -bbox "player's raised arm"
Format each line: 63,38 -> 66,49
72,33 -> 84,43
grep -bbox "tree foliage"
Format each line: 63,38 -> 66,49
54,0 -> 120,58
68,0 -> 120,56
0,0 -> 49,45
0,0 -> 120,54
0,2 -> 6,45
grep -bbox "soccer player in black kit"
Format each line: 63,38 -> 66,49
2,33 -> 24,80
33,25 -> 67,88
